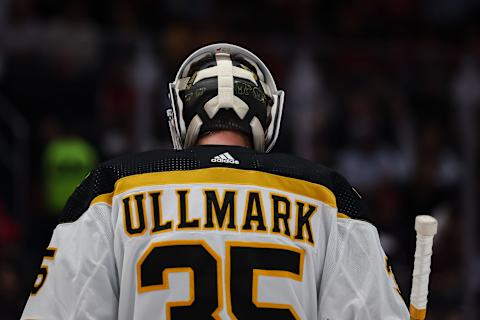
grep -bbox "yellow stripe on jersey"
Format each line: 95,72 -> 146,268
337,212 -> 351,219
117,168 -> 336,206
89,167 -> 337,209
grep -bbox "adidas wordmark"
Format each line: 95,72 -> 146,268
210,152 -> 239,165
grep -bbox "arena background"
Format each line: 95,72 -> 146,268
0,0 -> 479,318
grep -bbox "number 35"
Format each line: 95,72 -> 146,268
137,240 -> 304,319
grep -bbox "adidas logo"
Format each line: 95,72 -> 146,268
211,152 -> 239,165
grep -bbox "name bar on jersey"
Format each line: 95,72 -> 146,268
121,188 -> 318,246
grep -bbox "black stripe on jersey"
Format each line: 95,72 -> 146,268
59,145 -> 365,224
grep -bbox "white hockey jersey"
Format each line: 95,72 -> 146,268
22,146 -> 409,319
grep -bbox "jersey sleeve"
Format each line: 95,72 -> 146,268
21,203 -> 119,320
318,218 -> 409,320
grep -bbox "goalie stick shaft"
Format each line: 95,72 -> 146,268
409,215 -> 438,320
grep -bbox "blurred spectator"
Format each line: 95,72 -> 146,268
43,137 -> 97,214
0,199 -> 23,320
0,0 -> 46,121
0,198 -> 21,247
0,0 -> 44,57
287,47 -> 328,160
414,122 -> 460,188
42,1 -> 99,78
97,56 -> 137,158
0,259 -> 23,320
336,87 -> 411,192
131,40 -> 161,151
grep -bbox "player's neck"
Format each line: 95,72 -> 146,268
196,130 -> 251,148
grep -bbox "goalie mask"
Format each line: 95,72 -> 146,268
166,43 -> 285,152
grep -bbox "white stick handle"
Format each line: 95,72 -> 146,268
410,215 -> 438,320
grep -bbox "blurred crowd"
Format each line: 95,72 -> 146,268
0,0 -> 479,319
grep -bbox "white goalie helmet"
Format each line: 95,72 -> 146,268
166,43 -> 285,152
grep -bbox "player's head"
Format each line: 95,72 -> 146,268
166,43 -> 284,152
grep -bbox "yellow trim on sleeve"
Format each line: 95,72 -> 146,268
337,212 -> 351,219
91,192 -> 113,206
